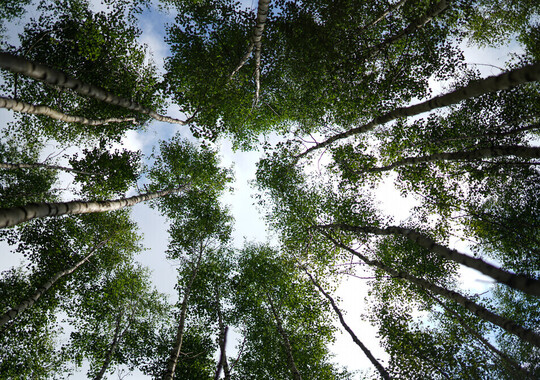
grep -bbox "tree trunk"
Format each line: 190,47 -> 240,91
0,240 -> 108,327
214,289 -> 231,380
320,231 -> 540,348
316,224 -> 540,298
229,0 -> 270,82
0,186 -> 188,229
358,0 -> 408,32
431,122 -> 540,144
214,326 -> 229,380
266,295 -> 303,380
367,145 -> 540,173
426,292 -> 533,379
297,62 -> 540,159
163,251 -> 203,380
0,52 -> 188,125
365,0 -> 449,59
94,311 -> 128,380
0,95 -> 136,126
0,161 -> 95,175
303,267 -> 391,380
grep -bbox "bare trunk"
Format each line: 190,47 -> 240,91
0,52 -> 189,125
320,232 -> 540,348
0,161 -> 95,175
163,251 -> 203,380
315,224 -> 540,298
94,311 -> 128,380
426,292 -> 533,379
214,326 -> 229,380
0,186 -> 188,229
0,96 -> 136,126
367,145 -> 540,172
366,0 -> 449,59
432,122 -> 540,144
303,267 -> 391,380
266,295 -> 303,380
229,0 -> 270,82
0,240 -> 108,327
297,62 -> 540,159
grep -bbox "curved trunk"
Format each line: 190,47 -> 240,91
0,186 -> 188,228
303,268 -> 391,380
320,232 -> 540,348
316,224 -> 540,298
427,292 -> 533,379
267,295 -> 303,380
0,240 -> 108,327
163,251 -> 203,380
0,161 -> 94,176
368,145 -> 540,172
366,0 -> 449,59
0,52 -> 188,125
297,62 -> 540,159
0,96 -> 136,126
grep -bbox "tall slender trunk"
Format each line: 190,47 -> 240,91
320,231 -> 540,348
214,326 -> 229,380
315,224 -> 540,298
0,96 -> 136,125
426,292 -> 533,379
0,240 -> 108,327
163,251 -> 203,380
266,295 -> 303,380
0,52 -> 189,125
367,145 -> 540,173
365,0 -> 449,59
229,0 -> 270,81
0,161 -> 95,175
214,289 -> 231,380
0,186 -> 188,228
296,62 -> 540,159
94,311 -> 129,380
303,267 -> 391,380
358,0 -> 408,32
431,122 -> 540,144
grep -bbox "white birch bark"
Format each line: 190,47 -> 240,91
0,186 -> 188,229
0,96 -> 136,125
0,240 -> 108,327
297,62 -> 540,159
368,145 -> 540,172
0,52 -> 189,125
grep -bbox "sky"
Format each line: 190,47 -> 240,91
0,0 -> 529,378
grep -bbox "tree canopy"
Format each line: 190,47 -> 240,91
0,0 -> 539,378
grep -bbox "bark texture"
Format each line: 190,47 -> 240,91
229,0 -> 270,83
368,145 -> 540,172
0,161 -> 94,175
316,224 -> 540,297
303,268 -> 391,380
320,232 -> 540,348
0,52 -> 188,125
0,96 -> 136,125
297,62 -> 540,158
0,186 -> 187,229
0,240 -> 107,327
